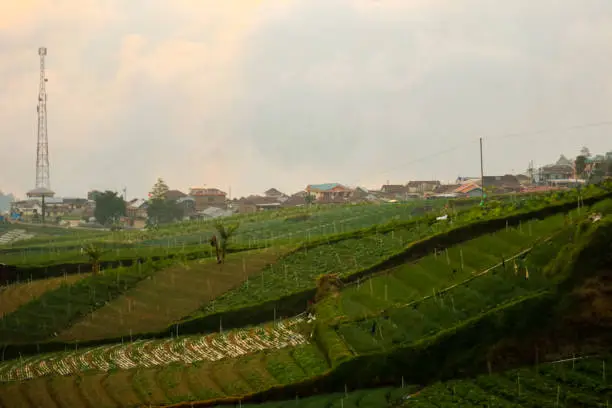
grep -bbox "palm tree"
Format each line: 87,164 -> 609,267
213,221 -> 240,263
82,243 -> 104,274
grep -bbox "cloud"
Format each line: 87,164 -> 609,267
1,0 -> 612,200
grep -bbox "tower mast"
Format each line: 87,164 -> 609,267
35,47 -> 50,190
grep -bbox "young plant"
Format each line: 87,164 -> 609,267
82,243 -> 105,274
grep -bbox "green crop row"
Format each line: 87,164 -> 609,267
227,355 -> 610,408
329,212 -> 572,323
404,356 -> 611,407
0,343 -> 331,408
231,386 -> 415,408
186,190 -> 599,324
0,258 -> 174,344
335,221 -> 577,354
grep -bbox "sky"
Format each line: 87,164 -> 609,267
1,0 -> 612,200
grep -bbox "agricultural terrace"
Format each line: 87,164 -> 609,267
0,319 -> 332,408
185,189 -> 608,324
323,211 -> 571,323
0,185 -> 609,408
331,225 -> 575,355
0,258 -> 177,344
57,248 -> 287,342
0,223 -> 106,247
234,356 -> 610,407
0,201 -> 443,268
0,273 -> 89,317
398,355 -> 612,407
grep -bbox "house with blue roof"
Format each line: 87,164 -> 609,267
305,183 -> 353,202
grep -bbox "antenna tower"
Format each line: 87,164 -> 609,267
35,47 -> 50,190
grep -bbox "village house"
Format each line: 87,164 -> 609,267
305,183 -> 353,201
453,183 -> 483,198
538,156 -> 575,183
235,195 -> 282,214
189,187 -> 227,211
264,188 -> 286,199
165,189 -> 187,201
406,180 -> 440,194
126,199 -> 148,219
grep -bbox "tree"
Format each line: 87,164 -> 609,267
94,191 -> 126,226
213,221 -> 240,263
146,178 -> 182,224
149,178 -> 169,200
580,146 -> 591,158
575,155 -> 587,178
146,198 -> 183,224
304,194 -> 315,205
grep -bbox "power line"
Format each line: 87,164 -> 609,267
354,119 -> 612,184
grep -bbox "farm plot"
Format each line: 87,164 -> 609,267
0,259 -> 173,344
0,321 -> 329,408
57,248 -> 287,342
333,224 -> 575,356
239,386 -> 416,407
403,356 -> 612,407
331,213 -> 569,322
337,266 -> 549,354
194,222 -> 443,317
0,317 -> 308,382
0,273 -> 90,317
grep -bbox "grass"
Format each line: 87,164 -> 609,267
0,274 -> 90,317
56,248 -> 288,342
0,259 -> 174,344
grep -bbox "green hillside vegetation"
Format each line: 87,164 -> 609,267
0,183 -> 611,408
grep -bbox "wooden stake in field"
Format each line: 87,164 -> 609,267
460,249 -> 464,270
445,248 -> 450,265
369,279 -> 373,295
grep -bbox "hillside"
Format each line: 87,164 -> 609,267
0,183 -> 611,408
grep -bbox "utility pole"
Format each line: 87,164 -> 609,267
479,138 -> 485,201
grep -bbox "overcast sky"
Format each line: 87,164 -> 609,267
2,0 -> 612,199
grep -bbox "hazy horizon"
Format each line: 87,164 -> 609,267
2,0 -> 612,200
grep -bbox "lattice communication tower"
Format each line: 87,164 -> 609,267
35,46 -> 50,190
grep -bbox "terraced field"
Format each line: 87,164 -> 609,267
0,259 -> 175,344
2,202 -> 440,267
327,213 -> 569,322
236,356 -> 611,407
0,319 -> 330,408
0,186 -> 610,408
57,248 -> 287,342
197,223 -> 439,316
0,274 -> 90,317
